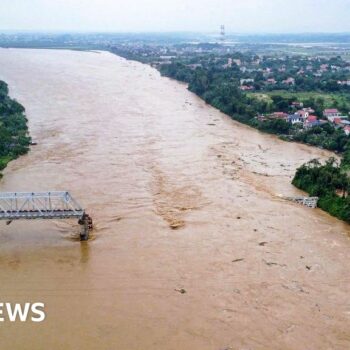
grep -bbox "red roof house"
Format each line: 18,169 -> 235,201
307,115 -> 318,122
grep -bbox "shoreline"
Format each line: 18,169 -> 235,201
108,49 -> 348,154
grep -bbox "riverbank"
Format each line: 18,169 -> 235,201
0,80 -> 30,177
109,48 -> 349,151
158,64 -> 349,154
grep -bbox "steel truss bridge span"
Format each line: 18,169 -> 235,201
0,191 -> 92,240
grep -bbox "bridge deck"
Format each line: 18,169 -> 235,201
0,191 -> 84,220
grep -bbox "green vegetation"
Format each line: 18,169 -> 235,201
293,153 -> 350,223
249,91 -> 350,116
0,80 -> 31,177
293,123 -> 349,152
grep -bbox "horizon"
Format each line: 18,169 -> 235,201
1,0 -> 350,33
1,30 -> 350,35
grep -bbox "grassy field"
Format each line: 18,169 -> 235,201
249,91 -> 350,113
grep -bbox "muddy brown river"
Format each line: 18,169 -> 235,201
0,49 -> 349,350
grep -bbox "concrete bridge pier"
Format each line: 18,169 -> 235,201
79,213 -> 93,241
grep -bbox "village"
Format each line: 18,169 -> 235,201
235,54 -> 350,92
111,42 -> 350,94
259,107 -> 350,136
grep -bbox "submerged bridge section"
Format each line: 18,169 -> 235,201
285,196 -> 319,209
0,191 -> 92,240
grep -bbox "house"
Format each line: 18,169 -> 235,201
282,77 -> 295,85
304,115 -> 320,129
291,101 -> 304,108
323,108 -> 341,121
287,113 -> 304,124
269,112 -> 288,120
307,115 -> 318,122
233,59 -> 242,66
256,114 -> 267,121
240,78 -> 254,86
332,118 -> 350,128
333,118 -> 343,127
344,126 -> 350,136
303,107 -> 315,114
337,80 -> 350,86
240,85 -> 254,91
266,78 -> 277,85
295,110 -> 309,119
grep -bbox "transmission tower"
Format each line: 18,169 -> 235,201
220,25 -> 225,43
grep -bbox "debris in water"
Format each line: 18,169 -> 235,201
169,220 -> 185,230
175,288 -> 186,294
282,281 -> 309,294
263,259 -> 286,267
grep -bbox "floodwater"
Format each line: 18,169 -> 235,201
0,49 -> 349,350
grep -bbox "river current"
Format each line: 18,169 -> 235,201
0,49 -> 349,350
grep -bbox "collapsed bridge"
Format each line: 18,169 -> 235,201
285,196 -> 319,208
0,191 -> 92,240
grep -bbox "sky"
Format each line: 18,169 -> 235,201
1,0 -> 350,33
